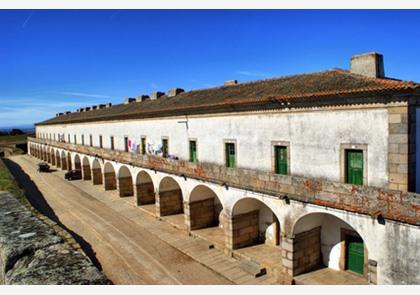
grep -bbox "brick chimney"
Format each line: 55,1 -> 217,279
350,52 -> 385,78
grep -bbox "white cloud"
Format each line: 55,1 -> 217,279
236,70 -> 270,77
58,92 -> 111,98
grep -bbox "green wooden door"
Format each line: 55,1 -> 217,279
190,141 -> 197,162
347,236 -> 364,275
346,150 -> 363,185
275,146 -> 288,175
225,143 -> 235,168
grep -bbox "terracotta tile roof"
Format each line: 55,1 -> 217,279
37,69 -> 420,126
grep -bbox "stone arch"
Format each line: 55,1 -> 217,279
55,150 -> 61,168
82,156 -> 91,180
74,154 -> 81,171
91,158 -> 103,185
103,162 -> 117,191
60,150 -> 67,170
157,176 -> 184,217
135,171 -> 155,206
186,185 -> 224,231
117,166 -> 134,198
51,148 -> 56,166
228,197 -> 280,250
288,212 -> 369,278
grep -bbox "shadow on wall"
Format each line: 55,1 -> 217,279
2,158 -> 104,273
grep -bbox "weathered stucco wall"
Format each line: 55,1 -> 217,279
0,191 -> 110,285
36,108 -> 389,187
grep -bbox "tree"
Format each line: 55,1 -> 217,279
9,129 -> 24,135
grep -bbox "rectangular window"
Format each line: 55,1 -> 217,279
162,138 -> 169,158
54,134 -> 56,141
110,136 -> 114,150
99,135 -> 103,148
124,136 -> 129,152
81,134 -> 85,145
68,134 -> 70,143
274,146 -> 288,175
189,140 -> 197,162
225,142 -> 235,168
89,135 -> 93,147
141,137 -> 146,155
74,134 -> 77,144
346,150 -> 364,185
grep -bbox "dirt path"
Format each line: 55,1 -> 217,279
5,155 -> 231,285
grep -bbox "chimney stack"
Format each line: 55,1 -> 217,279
350,52 -> 385,78
136,95 -> 150,102
124,97 -> 136,104
168,88 -> 185,97
224,80 -> 238,86
150,91 -> 165,100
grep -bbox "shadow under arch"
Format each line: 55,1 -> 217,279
291,212 -> 369,278
135,170 -> 155,206
229,197 -> 281,249
117,165 -> 133,198
158,176 -> 183,216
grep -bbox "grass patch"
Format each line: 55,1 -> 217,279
0,158 -> 28,204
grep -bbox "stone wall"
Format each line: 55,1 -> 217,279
104,172 -> 116,190
136,183 -> 155,205
157,189 -> 183,216
92,168 -> 103,185
0,191 -> 109,285
118,177 -> 133,197
226,210 -> 259,250
82,165 -> 92,181
285,227 -> 321,276
28,138 -> 420,226
186,198 -> 215,230
388,106 -> 410,191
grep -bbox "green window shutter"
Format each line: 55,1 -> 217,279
347,236 -> 364,275
225,143 -> 235,168
346,150 -> 363,185
275,146 -> 288,175
190,141 -> 197,162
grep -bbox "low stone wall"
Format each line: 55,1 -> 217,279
104,172 -> 116,190
136,183 -> 155,205
157,189 -> 183,216
118,177 -> 133,197
92,168 -> 102,185
61,157 -> 67,170
187,198 -> 215,230
0,191 -> 110,285
227,210 -> 259,250
29,138 -> 420,226
82,165 -> 92,181
284,227 -> 321,276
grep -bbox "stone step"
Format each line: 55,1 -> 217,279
239,259 -> 267,278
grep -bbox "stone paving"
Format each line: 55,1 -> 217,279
18,155 -> 279,284
294,268 -> 368,285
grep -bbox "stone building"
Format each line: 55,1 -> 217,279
28,52 -> 420,284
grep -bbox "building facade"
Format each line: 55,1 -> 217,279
28,52 -> 420,284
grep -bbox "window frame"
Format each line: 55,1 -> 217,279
189,138 -> 198,162
162,136 -> 169,158
110,136 -> 115,150
271,141 -> 291,175
340,143 -> 368,186
223,139 -> 237,168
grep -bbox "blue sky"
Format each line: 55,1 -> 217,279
1,9 -> 420,128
